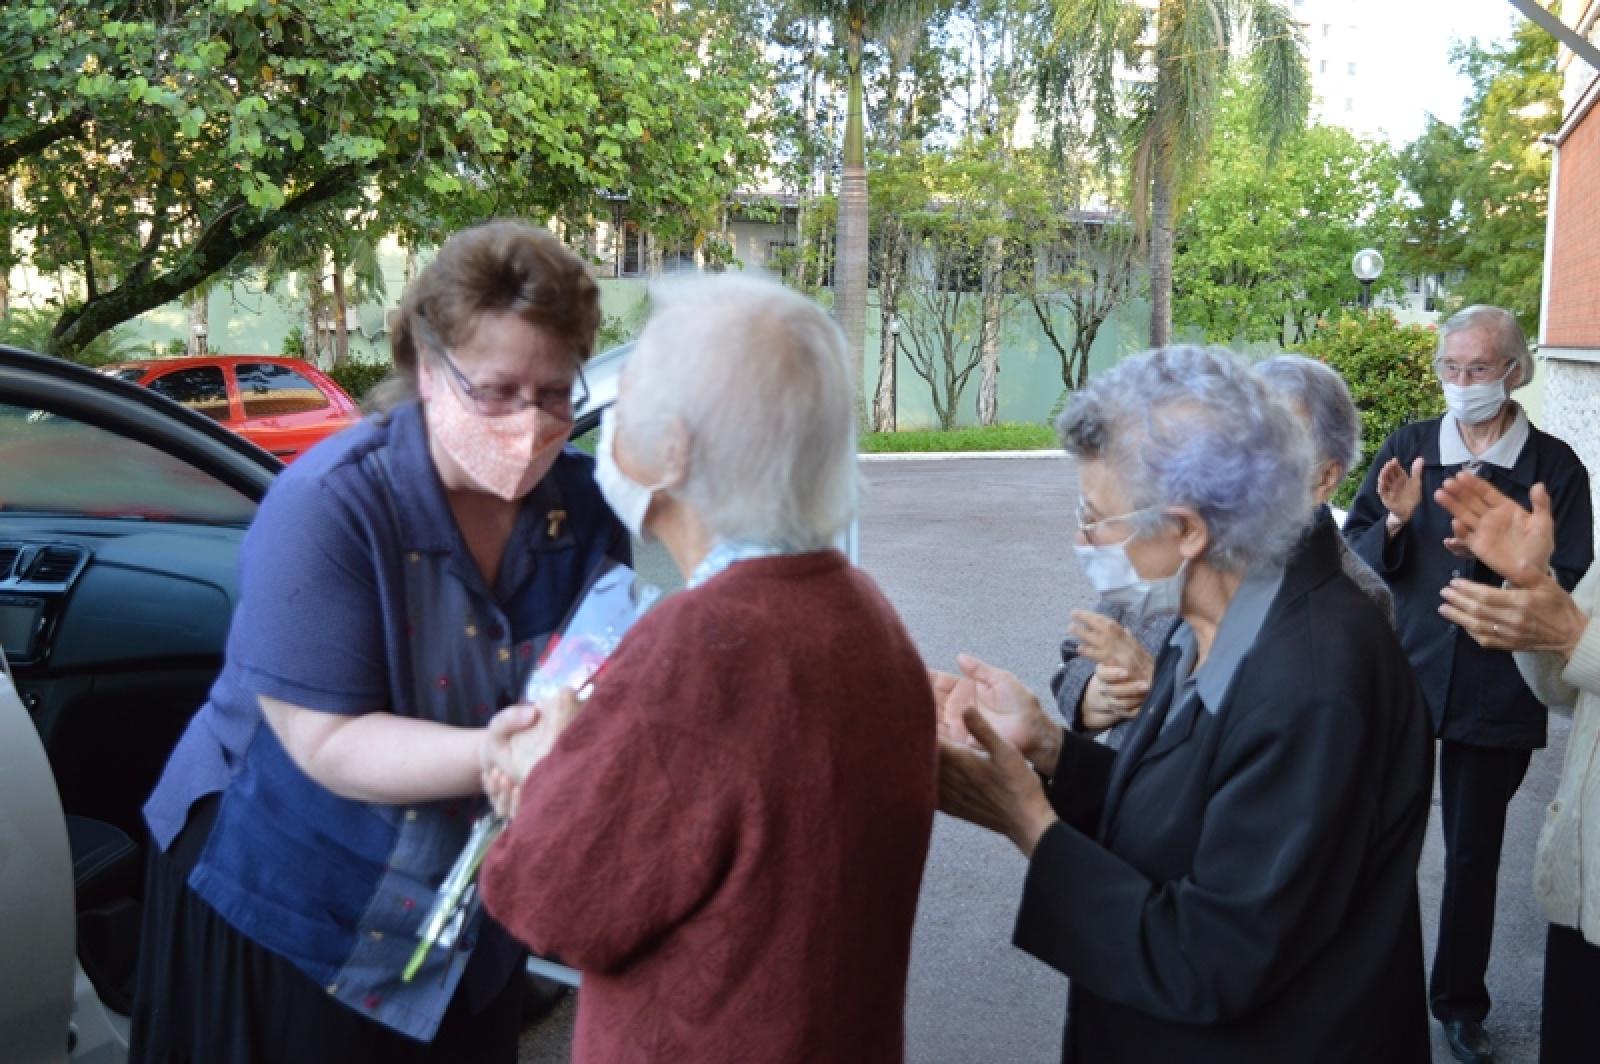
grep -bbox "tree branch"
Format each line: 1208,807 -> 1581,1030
51,164 -> 367,356
0,113 -> 88,174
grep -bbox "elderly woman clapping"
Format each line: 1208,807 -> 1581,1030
1433,470 -> 1600,1064
477,274 -> 937,1064
933,345 -> 1432,1063
1341,305 -> 1592,1061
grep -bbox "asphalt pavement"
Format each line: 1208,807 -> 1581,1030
521,454 -> 1564,1063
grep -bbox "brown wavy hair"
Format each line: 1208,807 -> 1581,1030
367,219 -> 600,416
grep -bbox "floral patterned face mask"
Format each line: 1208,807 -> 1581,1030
424,364 -> 569,500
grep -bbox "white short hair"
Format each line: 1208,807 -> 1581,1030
623,273 -> 857,549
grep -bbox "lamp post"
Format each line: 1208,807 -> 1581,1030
1352,248 -> 1384,311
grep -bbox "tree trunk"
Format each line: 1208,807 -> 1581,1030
833,10 -> 869,424
1149,163 -> 1175,348
0,178 -> 10,317
184,288 -> 209,355
403,244 -> 417,286
645,230 -> 663,277
977,233 -> 1004,426
331,260 -> 349,367
872,317 -> 897,432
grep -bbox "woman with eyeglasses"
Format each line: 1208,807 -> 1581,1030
1343,304 -> 1593,1064
130,220 -> 628,1063
934,345 -> 1433,1062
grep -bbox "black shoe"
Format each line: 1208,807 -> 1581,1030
1442,1019 -> 1494,1063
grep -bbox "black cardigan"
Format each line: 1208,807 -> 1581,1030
1342,416 -> 1592,748
1016,515 -> 1434,1063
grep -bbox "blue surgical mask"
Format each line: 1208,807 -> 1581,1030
593,409 -> 662,541
1073,537 -> 1189,629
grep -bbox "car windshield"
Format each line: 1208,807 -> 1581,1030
0,402 -> 257,525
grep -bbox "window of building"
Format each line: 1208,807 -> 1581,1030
236,363 -> 329,419
767,240 -> 798,279
147,366 -> 230,421
620,224 -> 644,277
1345,98 -> 1354,112
1320,60 -> 1328,73
1322,23 -> 1331,37
1348,62 -> 1357,75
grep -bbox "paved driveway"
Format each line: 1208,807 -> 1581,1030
522,454 -> 1562,1063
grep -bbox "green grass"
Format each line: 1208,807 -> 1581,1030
859,422 -> 1058,453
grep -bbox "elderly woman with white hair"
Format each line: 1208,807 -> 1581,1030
476,274 -> 937,1063
934,345 -> 1433,1063
1343,305 -> 1593,1064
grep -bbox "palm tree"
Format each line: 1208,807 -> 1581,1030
797,0 -> 940,420
1054,0 -> 1308,346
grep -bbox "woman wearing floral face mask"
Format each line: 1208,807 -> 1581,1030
931,345 -> 1434,1062
1343,305 -> 1592,1064
130,220 -> 629,1064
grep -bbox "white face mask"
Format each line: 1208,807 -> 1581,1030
1442,364 -> 1514,426
1073,536 -> 1189,629
593,408 -> 662,541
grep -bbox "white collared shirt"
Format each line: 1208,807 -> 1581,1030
1439,403 -> 1529,470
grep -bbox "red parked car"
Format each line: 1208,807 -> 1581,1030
100,355 -> 361,462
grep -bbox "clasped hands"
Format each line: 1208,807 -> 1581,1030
929,653 -> 1061,858
1069,611 -> 1155,731
478,688 -> 584,819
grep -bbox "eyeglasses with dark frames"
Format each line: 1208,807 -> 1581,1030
418,320 -> 589,420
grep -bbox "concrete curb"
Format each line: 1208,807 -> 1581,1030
858,450 -> 1067,462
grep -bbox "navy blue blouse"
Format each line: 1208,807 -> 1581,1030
144,400 -> 628,1039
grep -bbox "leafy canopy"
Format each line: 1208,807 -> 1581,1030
0,0 -> 770,356
1174,80 -> 1403,344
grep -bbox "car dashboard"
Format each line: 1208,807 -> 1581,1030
5,517 -> 244,844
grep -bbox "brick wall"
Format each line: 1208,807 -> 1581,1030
1548,99 -> 1600,347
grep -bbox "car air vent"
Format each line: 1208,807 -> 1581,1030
0,546 -> 17,580
27,546 -> 84,583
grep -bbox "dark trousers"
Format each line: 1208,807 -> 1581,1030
1541,922 -> 1600,1064
1428,740 -> 1532,1024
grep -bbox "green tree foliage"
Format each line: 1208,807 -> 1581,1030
1,0 -> 770,358
1174,82 -> 1403,345
1005,146 -> 1139,395
0,305 -> 140,364
1295,311 -> 1444,505
1397,20 -> 1559,334
1051,0 -> 1310,347
889,143 -> 1018,430
326,358 -> 392,403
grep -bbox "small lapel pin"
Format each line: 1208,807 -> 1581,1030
546,509 -> 567,539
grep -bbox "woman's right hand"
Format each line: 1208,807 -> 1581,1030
941,653 -> 1062,776
1434,470 -> 1556,586
1377,456 -> 1426,526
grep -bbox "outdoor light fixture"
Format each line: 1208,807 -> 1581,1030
888,316 -> 901,337
1352,248 -> 1384,310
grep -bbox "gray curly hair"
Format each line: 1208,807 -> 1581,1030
1057,345 -> 1315,573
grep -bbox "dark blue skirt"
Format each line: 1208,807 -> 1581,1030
128,793 -> 523,1064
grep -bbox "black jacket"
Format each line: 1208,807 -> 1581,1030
1016,516 -> 1433,1064
1343,416 -> 1592,748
